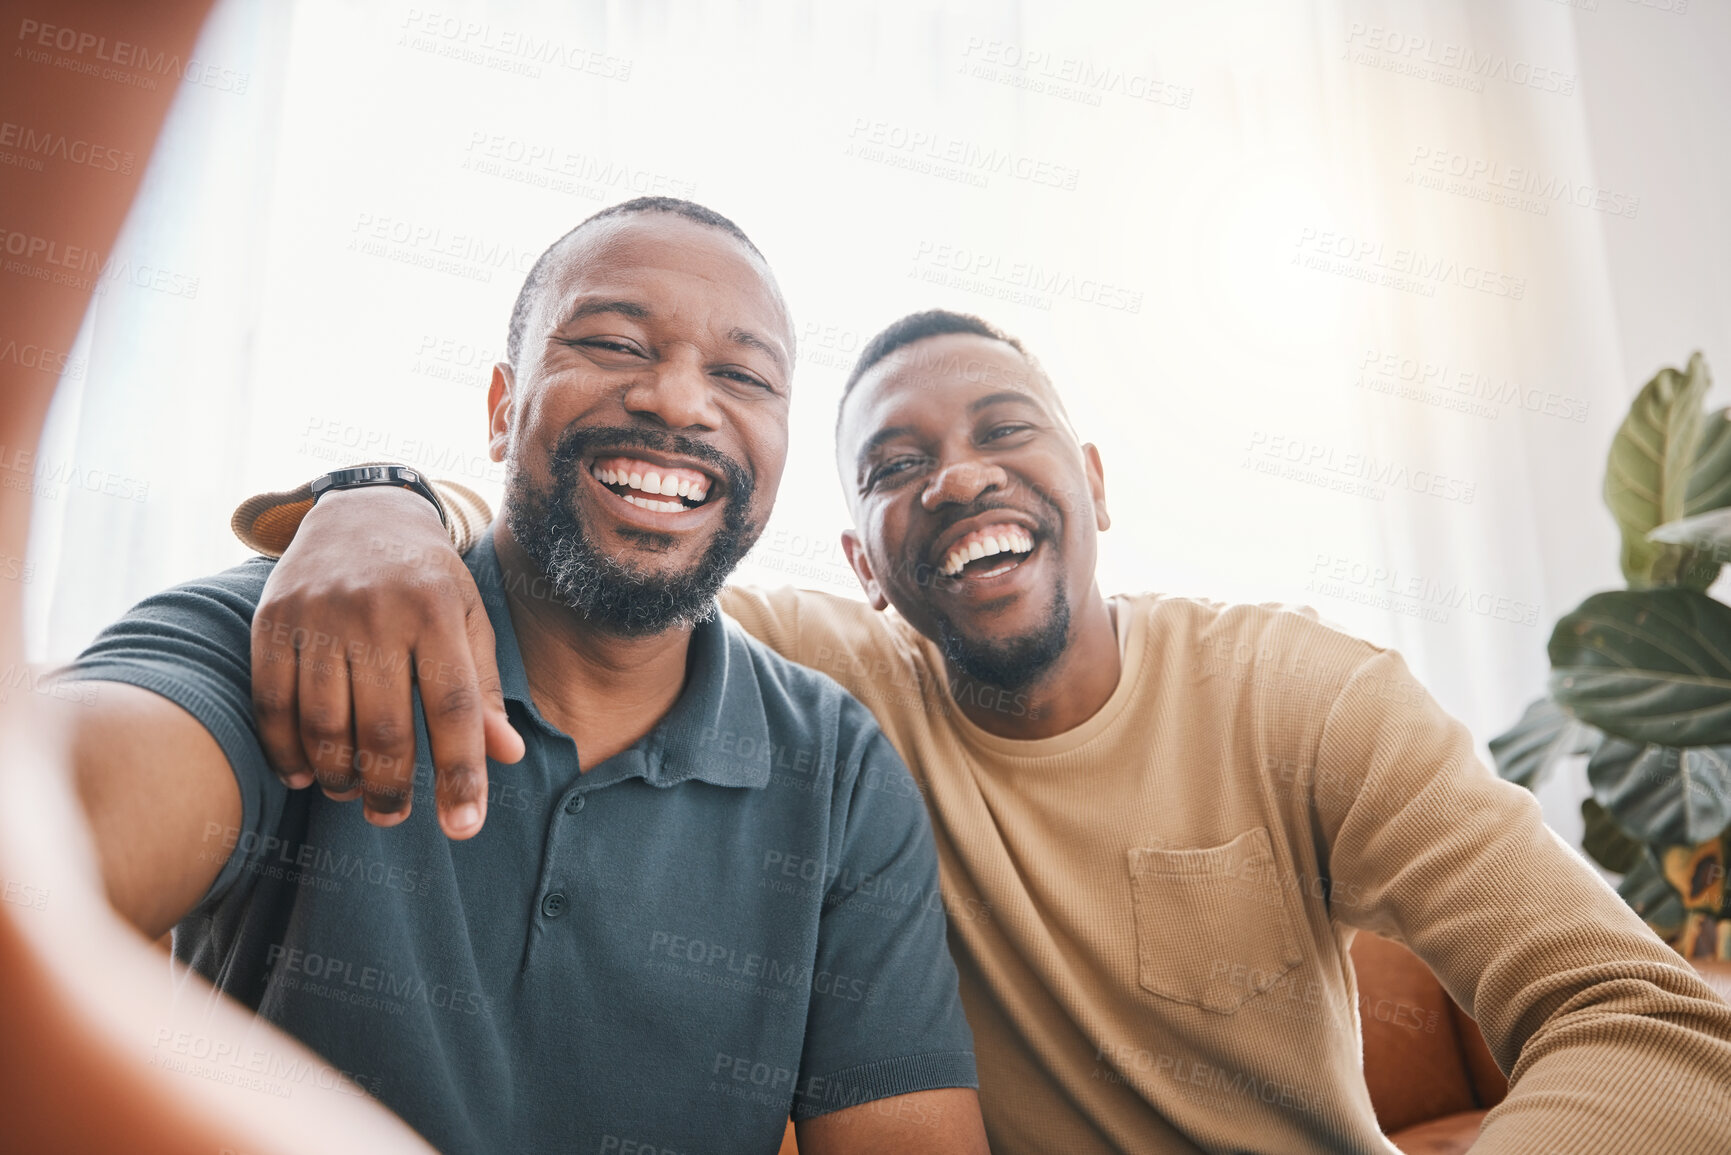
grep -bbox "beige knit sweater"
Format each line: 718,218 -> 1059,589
720,586 -> 1731,1155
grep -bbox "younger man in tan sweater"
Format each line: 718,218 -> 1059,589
236,309 -> 1731,1153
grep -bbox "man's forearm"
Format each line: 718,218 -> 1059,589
796,1087 -> 989,1155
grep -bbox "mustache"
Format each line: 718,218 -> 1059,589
545,423 -> 753,503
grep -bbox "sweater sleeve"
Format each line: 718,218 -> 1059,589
1319,649 -> 1731,1153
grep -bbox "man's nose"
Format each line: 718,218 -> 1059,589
921,458 -> 1008,511
622,351 -> 720,430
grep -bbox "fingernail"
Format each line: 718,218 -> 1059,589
284,771 -> 314,789
448,803 -> 481,833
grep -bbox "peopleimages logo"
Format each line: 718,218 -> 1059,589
1407,146 -> 1640,220
265,943 -> 494,1017
14,17 -> 251,93
397,9 -> 632,81
1242,431 -> 1477,505
1294,228 -> 1525,301
1355,346 -> 1590,424
1306,552 -> 1542,628
1343,23 -> 1577,96
958,37 -> 1193,109
461,131 -> 696,200
845,118 -> 1082,191
0,120 -> 134,174
909,240 -> 1143,314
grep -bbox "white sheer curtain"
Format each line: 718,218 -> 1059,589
28,0 -> 1731,846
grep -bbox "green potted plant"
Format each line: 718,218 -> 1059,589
1492,353 -> 1731,960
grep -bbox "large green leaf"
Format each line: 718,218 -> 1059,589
1605,353 -> 1713,587
1581,797 -> 1645,873
1686,406 -> 1731,514
1617,848 -> 1685,936
1586,736 -> 1731,845
1489,697 -> 1602,789
1648,407 -> 1731,589
1549,588 -> 1731,747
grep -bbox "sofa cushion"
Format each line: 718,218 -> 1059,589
1387,1109 -> 1487,1154
1349,932 -> 1479,1135
1447,997 -> 1507,1108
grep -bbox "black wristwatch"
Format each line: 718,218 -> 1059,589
309,465 -> 448,527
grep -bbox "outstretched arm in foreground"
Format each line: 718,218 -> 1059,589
0,1 -> 431,1149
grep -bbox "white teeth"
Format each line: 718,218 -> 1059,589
939,527 -> 1037,577
590,460 -> 712,505
623,493 -> 684,513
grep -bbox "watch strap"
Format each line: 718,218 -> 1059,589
230,463 -> 491,559
310,464 -> 447,525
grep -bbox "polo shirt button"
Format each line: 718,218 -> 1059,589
564,794 -> 585,815
541,892 -> 567,918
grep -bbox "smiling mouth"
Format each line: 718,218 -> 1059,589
937,523 -> 1037,580
588,455 -> 716,514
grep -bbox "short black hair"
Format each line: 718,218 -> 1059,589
834,309 -> 1070,450
505,197 -> 765,368
841,309 -> 1028,397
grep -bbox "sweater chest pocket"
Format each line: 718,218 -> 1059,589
1127,826 -> 1304,1015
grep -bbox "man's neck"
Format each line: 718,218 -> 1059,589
491,524 -> 693,768
946,586 -> 1121,740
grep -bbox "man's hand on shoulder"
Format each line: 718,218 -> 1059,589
251,485 -> 523,839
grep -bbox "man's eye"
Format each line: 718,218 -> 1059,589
716,368 -> 774,392
983,423 -> 1031,442
867,458 -> 921,488
576,338 -> 642,356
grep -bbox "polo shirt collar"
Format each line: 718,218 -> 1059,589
467,528 -> 772,790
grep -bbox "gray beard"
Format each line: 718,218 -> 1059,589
505,425 -> 757,636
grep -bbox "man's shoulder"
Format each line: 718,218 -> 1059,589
722,584 -> 906,650
1122,591 -> 1385,687
73,557 -> 278,668
137,556 -> 278,612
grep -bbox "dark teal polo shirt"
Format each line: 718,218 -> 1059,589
69,531 -> 975,1154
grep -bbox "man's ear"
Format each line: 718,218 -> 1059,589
1082,442 -> 1110,532
840,530 -> 890,612
488,363 -> 516,462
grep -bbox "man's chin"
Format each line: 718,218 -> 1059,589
508,500 -> 742,636
931,592 -> 1072,693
